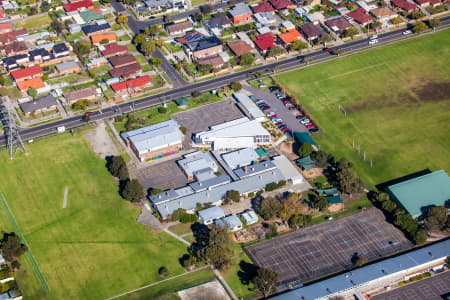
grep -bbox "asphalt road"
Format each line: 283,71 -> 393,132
2,17 -> 449,147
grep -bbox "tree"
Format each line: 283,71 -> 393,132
158,266 -> 168,277
180,254 -> 194,268
194,12 -> 203,22
0,232 -> 28,262
117,14 -> 128,25
179,126 -> 187,134
202,226 -> 233,270
73,40 -> 91,57
231,81 -> 242,92
51,19 -> 64,34
149,188 -> 163,195
100,38 -> 109,44
381,200 -> 397,213
319,33 -> 332,46
259,197 -> 282,220
369,20 -> 382,30
252,267 -> 278,298
409,11 -> 425,19
413,229 -> 427,245
337,168 -> 364,194
239,53 -> 254,66
122,179 -> 144,202
199,4 -> 212,15
27,87 -> 37,98
391,16 -> 403,25
290,40 -> 308,52
191,91 -> 201,98
424,206 -> 448,232
150,57 -> 162,67
146,25 -> 159,37
172,208 -> 187,221
81,114 -> 90,122
280,193 -> 309,220
108,156 -> 126,177
336,157 -> 352,171
310,150 -> 329,168
413,21 -> 428,33
197,63 -> 212,74
134,33 -> 147,45
298,142 -> 314,157
141,41 -> 156,56
342,27 -> 359,38
158,106 -> 167,114
267,46 -> 286,58
354,255 -> 367,267
226,190 -> 241,202
117,164 -> 129,181
374,192 -> 390,204
429,18 -> 440,30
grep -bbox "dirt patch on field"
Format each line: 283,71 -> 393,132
413,81 -> 450,102
177,280 -> 230,300
83,121 -> 119,159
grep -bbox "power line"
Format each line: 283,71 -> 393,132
0,99 -> 26,160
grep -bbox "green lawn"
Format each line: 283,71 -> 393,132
168,223 -> 193,236
276,30 -> 450,189
15,14 -> 51,29
116,267 -> 216,299
0,132 -> 188,299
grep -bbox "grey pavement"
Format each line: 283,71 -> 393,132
243,86 -> 309,134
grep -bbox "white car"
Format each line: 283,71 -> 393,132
267,112 -> 276,117
368,39 -> 378,45
301,119 -> 310,124
370,35 -> 378,39
403,30 -> 412,35
259,84 -> 268,88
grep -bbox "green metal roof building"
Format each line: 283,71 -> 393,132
80,10 -> 103,23
386,170 -> 450,219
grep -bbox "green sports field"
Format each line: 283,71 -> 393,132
276,30 -> 450,188
0,132 -> 188,299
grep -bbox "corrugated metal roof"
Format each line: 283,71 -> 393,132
222,148 -> 259,169
233,92 -> 266,121
189,174 -> 231,192
198,206 -> 225,222
273,239 -> 450,300
215,215 -> 243,230
234,160 -> 277,179
387,170 -> 450,218
272,155 -> 303,182
177,151 -> 218,177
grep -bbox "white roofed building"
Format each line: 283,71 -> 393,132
121,120 -> 184,161
222,148 -> 259,169
177,151 -> 218,180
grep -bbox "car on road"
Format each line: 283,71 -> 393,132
403,30 -> 412,35
276,92 -> 286,99
368,39 -> 378,45
323,47 -> 331,52
306,123 -> 314,129
85,112 -> 93,116
301,119 -> 311,124
370,35 -> 378,39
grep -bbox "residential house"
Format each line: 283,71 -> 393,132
198,206 -> 226,225
68,23 -> 82,33
0,29 -> 27,46
108,54 -> 137,68
19,94 -> 56,116
87,57 -> 108,69
414,0 -> 431,7
53,43 -> 70,58
254,33 -> 275,52
254,12 -> 276,25
99,42 -> 128,57
0,7 -> 5,18
63,86 -> 98,105
325,17 -> 353,32
28,48 -> 51,64
299,23 -> 321,40
369,7 -> 398,22
237,32 -> 255,46
295,5 -> 312,16
347,8 -> 373,25
175,30 -> 205,45
141,0 -> 185,13
197,55 -> 224,68
17,31 -> 54,43
109,62 -> 142,79
2,54 -> 29,71
305,12 -> 326,24
79,9 -> 103,23
269,0 -> 295,10
10,65 -> 43,83
227,40 -> 253,56
228,3 -> 253,25
82,20 -> 111,37
281,20 -> 296,31
56,60 -> 80,75
206,13 -> 232,30
337,7 -> 351,15
184,36 -> 223,60
0,40 -> 27,56
0,22 -> 11,34
17,77 -> 47,94
165,21 -> 193,35
278,29 -> 302,45
391,0 -> 419,12
63,0 -> 94,12
111,75 -> 152,96
252,2 -> 275,14
91,32 -> 116,45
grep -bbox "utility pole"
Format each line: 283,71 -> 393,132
0,100 -> 26,160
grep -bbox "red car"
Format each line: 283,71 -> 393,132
296,112 -> 303,116
85,112 -> 93,116
283,100 -> 290,104
281,127 -> 290,132
324,47 -> 331,52
306,124 -> 314,129
269,114 -> 278,119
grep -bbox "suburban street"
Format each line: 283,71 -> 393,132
1,16 -> 449,147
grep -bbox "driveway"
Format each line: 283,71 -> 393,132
243,86 -> 308,134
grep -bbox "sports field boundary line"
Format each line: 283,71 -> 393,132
105,265 -> 211,300
0,191 -> 49,292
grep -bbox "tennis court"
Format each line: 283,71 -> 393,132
244,208 -> 413,288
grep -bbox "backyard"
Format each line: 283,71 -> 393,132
276,30 -> 450,189
14,14 -> 52,29
0,132 -> 189,299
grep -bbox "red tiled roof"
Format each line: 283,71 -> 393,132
391,0 -> 418,11
227,40 -> 253,56
278,29 -> 302,44
0,29 -> 27,45
175,30 -> 205,45
63,0 -> 94,12
299,23 -> 321,39
16,77 -> 45,92
0,22 -> 11,32
255,33 -> 275,51
108,54 -> 136,68
197,55 -> 224,67
325,17 -> 353,31
269,0 -> 294,10
11,65 -> 43,81
109,63 -> 142,79
111,75 -> 152,92
415,0 -> 430,4
252,2 -> 275,13
347,8 -> 373,24
100,42 -> 128,57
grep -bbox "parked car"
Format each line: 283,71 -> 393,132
309,128 -> 319,133
269,114 -> 278,119
301,119 -> 311,124
283,100 -> 290,104
262,105 -> 271,110
371,35 -> 378,39
249,95 -> 255,100
288,106 -> 296,111
296,115 -> 305,120
257,102 -> 266,107
403,30 -> 412,35
323,47 -> 331,52
281,127 -> 290,132
368,39 -> 378,45
267,112 -> 276,117
259,84 -> 268,88
270,86 -> 280,92
306,124 -> 314,129
256,99 -> 265,104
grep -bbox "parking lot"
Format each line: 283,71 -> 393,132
372,271 -> 450,300
244,86 -> 309,134
244,208 -> 413,288
132,159 -> 188,191
172,99 -> 244,149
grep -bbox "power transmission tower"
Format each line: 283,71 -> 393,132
0,100 -> 26,160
